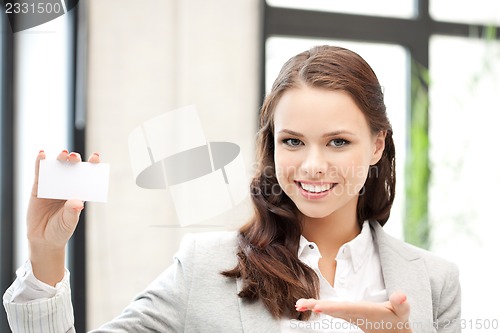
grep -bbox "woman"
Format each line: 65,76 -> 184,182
3,46 -> 460,332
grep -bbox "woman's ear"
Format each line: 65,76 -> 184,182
370,130 -> 387,165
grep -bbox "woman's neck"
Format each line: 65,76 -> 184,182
300,197 -> 361,260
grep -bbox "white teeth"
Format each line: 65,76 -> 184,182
299,182 -> 333,193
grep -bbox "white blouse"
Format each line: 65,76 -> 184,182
280,221 -> 388,332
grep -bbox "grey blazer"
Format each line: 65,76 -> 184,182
90,220 -> 460,333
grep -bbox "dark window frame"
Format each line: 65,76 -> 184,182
0,5 -> 15,332
69,2 -> 87,331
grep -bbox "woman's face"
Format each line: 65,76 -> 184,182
273,85 -> 385,219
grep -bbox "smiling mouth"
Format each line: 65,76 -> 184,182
295,181 -> 336,193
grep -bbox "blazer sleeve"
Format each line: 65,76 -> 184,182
2,234 -> 196,333
434,262 -> 461,333
90,233 -> 196,332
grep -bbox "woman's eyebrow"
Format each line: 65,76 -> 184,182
321,130 -> 357,137
277,129 -> 304,137
277,129 -> 356,137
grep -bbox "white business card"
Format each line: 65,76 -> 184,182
37,160 -> 110,202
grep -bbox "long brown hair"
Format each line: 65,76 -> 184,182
222,45 -> 396,320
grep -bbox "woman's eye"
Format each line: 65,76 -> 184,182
329,138 -> 349,147
283,138 -> 303,147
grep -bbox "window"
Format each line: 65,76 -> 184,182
429,34 -> 500,323
430,0 -> 500,25
267,0 -> 416,19
3,4 -> 84,331
13,10 -> 72,275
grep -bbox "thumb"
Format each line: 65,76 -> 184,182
389,291 -> 410,320
61,199 -> 85,230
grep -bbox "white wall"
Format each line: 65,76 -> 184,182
85,0 -> 259,328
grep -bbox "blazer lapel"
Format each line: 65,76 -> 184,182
370,221 -> 434,331
236,278 -> 281,333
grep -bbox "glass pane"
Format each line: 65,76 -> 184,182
14,14 -> 72,269
430,0 -> 500,25
429,35 -> 500,327
266,37 -> 409,238
267,0 -> 416,19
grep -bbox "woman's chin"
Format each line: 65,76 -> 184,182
296,207 -> 333,219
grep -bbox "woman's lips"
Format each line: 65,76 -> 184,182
294,181 -> 337,199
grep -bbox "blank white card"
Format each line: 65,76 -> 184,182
37,160 -> 110,202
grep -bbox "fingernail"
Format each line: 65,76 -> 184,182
73,206 -> 84,212
39,150 -> 44,153
69,152 -> 78,158
92,152 -> 100,157
313,309 -> 322,313
62,149 -> 69,154
400,295 -> 407,304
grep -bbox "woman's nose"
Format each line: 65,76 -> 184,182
301,148 -> 328,176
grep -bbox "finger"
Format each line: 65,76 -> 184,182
295,298 -> 320,312
61,199 -> 85,230
389,291 -> 410,319
56,149 -> 70,162
88,152 -> 100,163
67,152 -> 82,163
298,299 -> 376,322
316,301 -> 370,319
32,150 -> 46,196
65,199 -> 85,212
34,150 -> 46,179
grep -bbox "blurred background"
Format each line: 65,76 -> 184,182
1,0 -> 499,331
